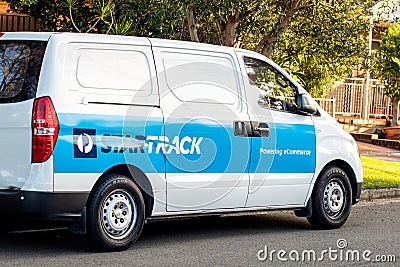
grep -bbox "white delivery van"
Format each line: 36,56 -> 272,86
0,32 -> 362,251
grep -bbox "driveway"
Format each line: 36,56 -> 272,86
357,141 -> 400,162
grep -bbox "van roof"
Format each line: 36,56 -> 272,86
0,32 -> 53,41
0,32 -> 238,53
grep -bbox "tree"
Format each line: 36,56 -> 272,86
266,1 -> 368,96
373,22 -> 400,126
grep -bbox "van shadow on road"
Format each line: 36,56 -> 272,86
0,211 -> 311,254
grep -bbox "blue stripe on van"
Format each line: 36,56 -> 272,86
53,113 -> 316,174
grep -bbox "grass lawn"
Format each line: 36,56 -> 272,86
361,156 -> 400,189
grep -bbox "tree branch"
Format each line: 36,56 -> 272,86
186,5 -> 199,42
256,0 -> 314,57
68,1 -> 81,33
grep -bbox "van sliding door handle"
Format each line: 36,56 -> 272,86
234,121 -> 270,137
254,126 -> 269,132
252,122 -> 270,138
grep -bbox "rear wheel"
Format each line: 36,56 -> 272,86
307,166 -> 352,229
87,174 -> 145,251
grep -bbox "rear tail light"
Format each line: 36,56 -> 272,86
32,96 -> 59,163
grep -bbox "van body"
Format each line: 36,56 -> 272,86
0,32 -> 362,251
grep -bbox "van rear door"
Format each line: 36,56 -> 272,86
0,39 -> 47,189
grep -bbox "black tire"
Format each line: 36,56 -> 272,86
0,222 -> 11,234
87,174 -> 145,251
307,166 -> 352,229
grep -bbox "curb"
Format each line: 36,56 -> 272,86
360,188 -> 400,202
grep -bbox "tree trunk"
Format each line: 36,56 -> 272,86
215,10 -> 241,47
219,19 -> 238,47
255,0 -> 308,57
216,4 -> 260,47
186,6 -> 199,42
392,98 -> 400,126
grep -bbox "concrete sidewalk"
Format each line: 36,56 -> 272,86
357,141 -> 400,162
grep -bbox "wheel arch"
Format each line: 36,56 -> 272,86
88,164 -> 154,219
318,159 -> 358,205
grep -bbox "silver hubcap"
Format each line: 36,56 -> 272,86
323,181 -> 345,217
101,190 -> 137,240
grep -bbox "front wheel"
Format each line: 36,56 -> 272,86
87,174 -> 145,251
307,166 -> 352,229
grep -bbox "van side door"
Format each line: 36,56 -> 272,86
237,52 -> 317,208
152,46 -> 251,211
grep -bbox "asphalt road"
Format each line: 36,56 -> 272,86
0,199 -> 399,267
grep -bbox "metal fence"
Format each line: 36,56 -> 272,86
314,98 -> 336,118
369,79 -> 392,117
327,78 -> 364,117
0,13 -> 40,32
325,78 -> 392,118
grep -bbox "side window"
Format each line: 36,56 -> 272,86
0,41 -> 47,103
244,57 -> 297,112
161,51 -> 240,105
76,49 -> 151,91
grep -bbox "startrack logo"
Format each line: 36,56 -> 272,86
72,129 -> 204,157
73,129 -> 97,158
101,134 -> 204,155
77,133 -> 94,153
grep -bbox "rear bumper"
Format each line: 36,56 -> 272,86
0,190 -> 88,221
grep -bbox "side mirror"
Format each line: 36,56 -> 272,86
296,94 -> 318,115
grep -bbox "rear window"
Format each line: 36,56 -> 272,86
0,41 -> 47,103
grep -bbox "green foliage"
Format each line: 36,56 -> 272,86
373,22 -> 400,101
119,1 -> 180,37
252,1 -> 368,97
111,16 -> 133,35
6,0 -> 127,34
